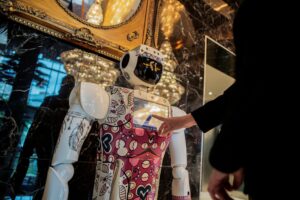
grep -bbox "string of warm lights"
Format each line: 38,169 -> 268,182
153,0 -> 185,104
102,0 -> 140,26
160,0 -> 184,40
154,0 -> 186,104
159,41 -> 178,72
61,49 -> 119,87
150,41 -> 185,105
152,70 -> 185,105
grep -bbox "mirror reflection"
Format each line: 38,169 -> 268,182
58,0 -> 141,26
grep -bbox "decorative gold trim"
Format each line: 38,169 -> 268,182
55,0 -> 144,30
153,0 -> 162,48
127,31 -> 139,41
15,1 -> 47,19
145,25 -> 153,46
0,0 -> 159,60
143,0 -> 155,46
9,15 -> 65,39
65,27 -> 97,46
0,0 -> 13,14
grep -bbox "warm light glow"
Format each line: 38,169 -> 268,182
214,3 -> 228,11
102,0 -> 140,26
174,40 -> 183,49
61,49 -> 119,86
160,0 -> 184,39
86,0 -> 104,25
150,41 -> 185,105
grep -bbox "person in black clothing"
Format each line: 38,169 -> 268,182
10,75 -> 75,199
154,0 -> 297,200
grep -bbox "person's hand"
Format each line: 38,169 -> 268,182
152,114 -> 197,136
152,115 -> 177,136
208,168 -> 244,200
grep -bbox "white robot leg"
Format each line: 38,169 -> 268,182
170,106 -> 191,200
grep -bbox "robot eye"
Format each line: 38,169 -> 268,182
121,53 -> 130,69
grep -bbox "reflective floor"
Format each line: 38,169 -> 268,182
200,191 -> 248,200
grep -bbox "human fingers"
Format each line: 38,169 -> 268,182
232,169 -> 244,189
216,188 -> 234,200
217,187 -> 233,200
208,170 -> 233,200
208,178 -> 221,200
152,114 -> 166,121
208,184 -> 224,200
224,181 -> 233,191
208,186 -> 233,200
158,122 -> 171,136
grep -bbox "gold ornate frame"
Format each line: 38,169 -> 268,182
0,0 -> 160,60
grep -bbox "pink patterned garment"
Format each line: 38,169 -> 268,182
93,86 -> 171,200
172,196 -> 191,200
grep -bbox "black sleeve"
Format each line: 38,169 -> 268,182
191,83 -> 238,133
207,0 -> 260,173
208,91 -> 247,173
192,0 -> 255,172
191,79 -> 247,173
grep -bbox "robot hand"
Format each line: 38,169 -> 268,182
170,106 -> 191,200
42,82 -> 109,200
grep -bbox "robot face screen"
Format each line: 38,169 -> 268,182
134,56 -> 163,85
133,98 -> 169,131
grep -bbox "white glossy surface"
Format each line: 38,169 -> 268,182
80,82 -> 109,119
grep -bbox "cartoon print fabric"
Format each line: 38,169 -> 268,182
93,87 -> 171,200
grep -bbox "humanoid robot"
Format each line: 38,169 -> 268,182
42,45 -> 191,200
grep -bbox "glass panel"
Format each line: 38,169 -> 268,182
133,98 -> 169,130
156,1 -> 203,199
200,36 -> 247,200
0,20 -> 75,199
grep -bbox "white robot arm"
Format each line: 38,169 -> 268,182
170,106 -> 191,200
43,82 -> 109,200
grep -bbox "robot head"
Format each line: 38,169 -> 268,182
120,45 -> 164,88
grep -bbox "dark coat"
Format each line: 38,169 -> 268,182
192,0 -> 297,199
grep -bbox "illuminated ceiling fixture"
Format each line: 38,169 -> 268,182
175,39 -> 183,50
155,1 -> 186,104
160,0 -> 184,40
102,0 -> 140,26
86,0 -> 104,25
203,0 -> 234,19
150,40 -> 185,105
61,49 -> 119,87
214,3 -> 228,11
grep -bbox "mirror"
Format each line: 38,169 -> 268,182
0,20 -> 79,199
1,0 -> 157,60
200,36 -> 247,200
58,0 -> 142,27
